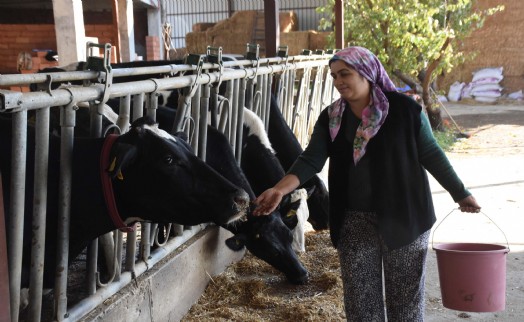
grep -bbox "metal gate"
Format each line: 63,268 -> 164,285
0,44 -> 336,321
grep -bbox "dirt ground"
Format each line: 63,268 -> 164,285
182,99 -> 524,322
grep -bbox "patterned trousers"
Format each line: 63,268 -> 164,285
337,210 -> 430,322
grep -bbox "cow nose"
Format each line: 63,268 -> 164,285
288,271 -> 309,285
234,189 -> 250,206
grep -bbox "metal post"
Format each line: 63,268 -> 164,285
8,110 -> 27,322
28,107 -> 50,321
54,103 -> 76,321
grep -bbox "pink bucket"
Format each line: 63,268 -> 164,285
432,210 -> 510,312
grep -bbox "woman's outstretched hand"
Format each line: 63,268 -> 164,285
252,188 -> 284,216
458,195 -> 481,213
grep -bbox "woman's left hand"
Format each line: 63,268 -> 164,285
458,195 -> 481,213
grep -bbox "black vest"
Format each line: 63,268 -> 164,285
325,91 -> 436,249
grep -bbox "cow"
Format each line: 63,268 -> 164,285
267,95 -> 330,230
0,115 -> 249,290
204,123 -> 309,284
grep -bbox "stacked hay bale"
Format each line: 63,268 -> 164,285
185,11 -> 328,57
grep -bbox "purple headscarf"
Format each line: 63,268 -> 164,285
328,46 -> 397,164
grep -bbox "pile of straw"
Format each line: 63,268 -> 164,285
182,230 -> 345,321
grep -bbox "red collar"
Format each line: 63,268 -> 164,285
100,134 -> 135,233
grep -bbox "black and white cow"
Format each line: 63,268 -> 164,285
155,107 -> 309,284
267,95 -> 330,230
0,115 -> 249,288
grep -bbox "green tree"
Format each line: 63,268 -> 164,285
317,0 -> 503,130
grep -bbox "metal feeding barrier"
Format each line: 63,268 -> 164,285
0,42 -> 336,321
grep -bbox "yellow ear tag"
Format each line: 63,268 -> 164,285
286,209 -> 297,218
108,157 -> 124,180
109,157 -> 117,172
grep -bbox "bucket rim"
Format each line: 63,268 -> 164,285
433,242 -> 510,254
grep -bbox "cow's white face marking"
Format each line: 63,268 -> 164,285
242,107 -> 274,152
289,188 -> 309,253
143,124 -> 177,143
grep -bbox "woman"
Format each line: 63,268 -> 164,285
253,46 -> 481,321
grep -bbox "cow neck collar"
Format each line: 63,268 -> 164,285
100,134 -> 136,233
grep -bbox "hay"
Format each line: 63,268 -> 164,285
181,230 -> 346,321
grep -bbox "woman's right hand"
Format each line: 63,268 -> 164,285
252,188 -> 284,216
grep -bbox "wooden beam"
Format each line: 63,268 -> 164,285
112,0 -> 121,63
335,0 -> 344,49
264,0 -> 279,57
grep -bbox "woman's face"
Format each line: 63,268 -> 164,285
330,60 -> 370,103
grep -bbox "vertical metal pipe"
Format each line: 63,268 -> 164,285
54,104 -> 76,321
86,100 -> 105,297
198,85 -> 210,161
124,230 -> 137,272
141,223 -> 151,262
224,81 -> 234,142
260,74 -> 268,127
86,240 -> 98,295
210,85 -> 219,129
190,86 -> 201,152
118,94 -> 131,133
8,110 -> 27,322
146,93 -> 158,121
245,78 -> 254,111
28,107 -> 50,322
231,79 -> 244,164
235,78 -> 247,163
264,73 -> 273,131
132,93 -> 144,121
115,231 -> 123,281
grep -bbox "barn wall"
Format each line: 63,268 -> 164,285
0,24 -> 115,75
438,0 -> 524,94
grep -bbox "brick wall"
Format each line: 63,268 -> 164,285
0,24 -> 115,75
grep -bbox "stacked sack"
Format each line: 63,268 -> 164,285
466,67 -> 504,103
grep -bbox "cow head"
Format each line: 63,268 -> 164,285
224,194 -> 309,285
109,117 -> 250,226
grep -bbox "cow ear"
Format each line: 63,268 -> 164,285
108,142 -> 138,179
225,234 -> 246,251
305,185 -> 316,199
174,131 -> 189,143
281,207 -> 299,230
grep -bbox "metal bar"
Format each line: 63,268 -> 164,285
8,110 -> 27,322
198,85 -> 210,161
1,59 -> 330,112
124,231 -> 137,273
54,104 -> 76,321
132,93 -> 144,121
27,107 -> 50,322
117,95 -> 131,133
190,86 -> 201,152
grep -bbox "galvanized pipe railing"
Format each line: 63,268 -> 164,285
1,54 -> 333,321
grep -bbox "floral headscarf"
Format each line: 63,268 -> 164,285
328,46 -> 397,164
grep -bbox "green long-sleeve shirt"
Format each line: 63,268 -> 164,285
288,109 -> 471,206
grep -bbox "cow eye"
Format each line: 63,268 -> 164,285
163,155 -> 174,165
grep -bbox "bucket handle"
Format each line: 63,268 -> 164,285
431,208 -> 510,253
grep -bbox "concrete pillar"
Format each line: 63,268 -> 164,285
148,7 -> 164,60
118,0 -> 136,62
52,0 -> 86,65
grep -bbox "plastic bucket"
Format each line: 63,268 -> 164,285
432,210 -> 510,312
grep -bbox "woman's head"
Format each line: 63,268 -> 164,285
330,60 -> 371,103
327,47 -> 397,164
329,46 -> 396,94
